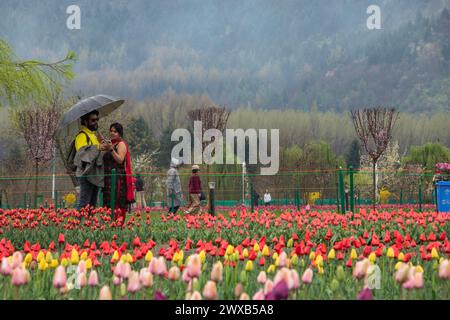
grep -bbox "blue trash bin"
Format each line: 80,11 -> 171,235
436,181 -> 450,213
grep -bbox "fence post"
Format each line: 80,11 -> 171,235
418,176 -> 423,212
400,189 -> 403,205
209,182 -> 216,216
338,167 -> 345,213
335,179 -> 340,213
349,166 -> 355,213
55,191 -> 58,210
110,169 -> 116,216
250,181 -> 254,212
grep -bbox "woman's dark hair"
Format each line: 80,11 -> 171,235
110,122 -> 124,137
80,110 -> 99,125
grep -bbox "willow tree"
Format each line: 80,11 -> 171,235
350,107 -> 399,209
0,39 -> 75,107
1,39 -> 76,207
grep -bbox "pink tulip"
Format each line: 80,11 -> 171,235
11,252 -> 23,269
278,252 -> 288,267
182,268 -> 192,283
274,268 -> 293,289
1,258 -> 12,276
187,254 -> 202,278
257,271 -> 267,284
77,260 -> 87,275
88,270 -> 99,287
190,291 -> 202,300
139,269 -> 153,287
301,268 -> 313,284
11,267 -> 26,286
148,257 -> 158,275
99,285 -> 112,300
439,259 -> 450,280
127,271 -> 141,293
290,269 -> 300,289
239,293 -> 250,300
234,283 -> 243,298
113,275 -> 121,286
53,266 -> 67,289
77,272 -> 87,288
155,257 -> 167,276
211,262 -> 223,283
252,289 -> 265,300
203,280 -> 218,300
395,264 -> 410,284
353,259 -> 370,279
264,279 -> 274,295
168,266 -> 180,281
123,262 -> 132,279
114,261 -> 125,278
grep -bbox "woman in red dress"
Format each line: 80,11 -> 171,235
102,123 -> 135,226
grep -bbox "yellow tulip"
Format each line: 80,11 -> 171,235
243,249 -> 249,258
112,250 -> 120,262
309,252 -> 316,261
38,259 -> 47,271
245,260 -> 254,272
253,243 -> 260,252
274,258 -> 279,267
120,254 -> 127,263
199,250 -> 206,263
226,245 -> 234,256
178,250 -> 184,261
24,253 -> 33,264
394,262 -> 403,271
368,252 -> 376,263
315,255 -> 323,267
80,251 -> 88,261
431,248 -> 439,259
172,252 -> 179,263
272,252 -> 279,261
416,265 -> 424,273
387,247 -> 395,258
397,252 -> 404,262
37,251 -> 45,263
45,252 -> 53,264
262,245 -> 270,257
86,259 -> 92,270
290,254 -> 299,266
126,253 -> 133,263
61,258 -> 69,267
327,249 -> 336,260
50,259 -> 59,268
350,249 -> 357,260
71,249 -> 79,265
287,239 -> 293,248
145,251 -> 153,262
318,266 -> 324,274
267,264 -> 276,274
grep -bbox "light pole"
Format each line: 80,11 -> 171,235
242,162 -> 246,205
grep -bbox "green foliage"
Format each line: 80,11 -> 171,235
402,142 -> 450,171
0,39 -> 76,107
346,139 -> 360,169
127,116 -> 157,156
156,124 -> 177,168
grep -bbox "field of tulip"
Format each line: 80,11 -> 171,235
0,205 -> 449,300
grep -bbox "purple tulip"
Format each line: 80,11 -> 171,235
154,290 -> 167,300
265,279 -> 289,300
357,287 -> 373,300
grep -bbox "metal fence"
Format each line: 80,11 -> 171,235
0,168 -> 447,212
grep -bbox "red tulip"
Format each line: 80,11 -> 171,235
58,233 -> 65,244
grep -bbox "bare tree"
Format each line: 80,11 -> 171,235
350,107 -> 399,209
10,98 -> 62,208
188,105 -> 230,187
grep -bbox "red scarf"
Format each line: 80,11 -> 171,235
112,138 -> 135,203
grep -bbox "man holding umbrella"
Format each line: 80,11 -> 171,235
74,110 -> 104,210
56,95 -> 125,212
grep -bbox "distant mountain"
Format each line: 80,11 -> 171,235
1,0 -> 449,112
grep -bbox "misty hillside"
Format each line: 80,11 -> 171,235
1,0 -> 450,112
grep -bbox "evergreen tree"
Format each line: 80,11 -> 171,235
346,139 -> 360,169
127,116 -> 157,156
156,125 -> 178,168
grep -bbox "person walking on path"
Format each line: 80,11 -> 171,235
264,189 -> 272,206
134,174 -> 146,209
185,165 -> 202,215
166,158 -> 183,214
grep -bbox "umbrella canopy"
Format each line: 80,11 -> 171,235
56,94 -> 125,139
